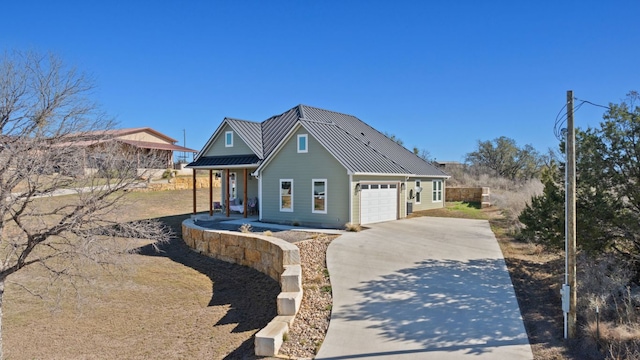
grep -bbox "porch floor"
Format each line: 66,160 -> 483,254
190,213 -> 344,235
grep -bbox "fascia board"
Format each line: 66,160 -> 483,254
254,121 -> 302,174
193,119 -> 230,161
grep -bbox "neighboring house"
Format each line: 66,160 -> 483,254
62,127 -> 197,176
187,105 -> 449,228
97,128 -> 198,169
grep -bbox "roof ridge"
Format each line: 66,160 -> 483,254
299,104 -> 358,119
297,104 -> 306,119
225,117 -> 259,124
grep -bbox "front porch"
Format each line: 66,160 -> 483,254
187,155 -> 260,219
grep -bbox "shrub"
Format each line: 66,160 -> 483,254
239,223 -> 252,233
345,223 -> 361,232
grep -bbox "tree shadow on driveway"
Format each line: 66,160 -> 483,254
336,258 -> 529,356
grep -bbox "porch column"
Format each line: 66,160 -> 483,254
243,168 -> 248,218
208,169 -> 213,216
192,168 -> 196,214
225,169 -> 230,217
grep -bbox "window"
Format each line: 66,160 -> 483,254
313,179 -> 327,213
432,180 -> 442,202
297,134 -> 308,153
280,179 -> 293,212
225,131 -> 233,147
415,180 -> 421,204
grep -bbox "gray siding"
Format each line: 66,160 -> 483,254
261,127 -> 349,228
203,124 -> 254,156
407,177 -> 446,211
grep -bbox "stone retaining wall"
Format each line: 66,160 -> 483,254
135,177 -> 221,192
446,187 -> 491,207
181,218 -> 302,357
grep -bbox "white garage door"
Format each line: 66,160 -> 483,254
360,183 -> 398,224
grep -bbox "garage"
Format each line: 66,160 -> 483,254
360,183 -> 398,224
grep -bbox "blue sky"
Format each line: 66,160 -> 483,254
2,1 -> 639,162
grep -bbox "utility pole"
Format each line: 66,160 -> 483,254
183,128 -> 187,163
564,90 -> 577,338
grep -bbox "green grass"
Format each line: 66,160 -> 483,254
410,201 -> 492,220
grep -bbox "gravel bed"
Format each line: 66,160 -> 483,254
277,234 -> 337,359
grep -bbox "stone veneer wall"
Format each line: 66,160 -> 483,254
181,218 -> 302,357
446,187 -> 491,207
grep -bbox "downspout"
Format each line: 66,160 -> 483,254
348,173 -> 353,224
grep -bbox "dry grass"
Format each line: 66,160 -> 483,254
344,222 -> 362,232
3,188 -> 279,359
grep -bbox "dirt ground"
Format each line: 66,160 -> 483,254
3,189 -> 283,359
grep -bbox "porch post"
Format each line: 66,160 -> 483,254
192,168 -> 196,214
209,169 -> 213,216
225,169 -> 230,217
243,168 -> 248,218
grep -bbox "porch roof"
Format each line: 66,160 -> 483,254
187,154 -> 260,168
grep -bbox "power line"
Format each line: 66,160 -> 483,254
553,97 -> 612,141
574,97 -> 611,110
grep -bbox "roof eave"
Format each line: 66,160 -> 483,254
350,172 -> 451,179
186,164 -> 260,170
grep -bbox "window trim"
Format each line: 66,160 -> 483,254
415,180 -> 421,204
225,131 -> 233,147
312,179 -> 327,214
280,179 -> 293,212
432,180 -> 443,203
297,134 -> 308,153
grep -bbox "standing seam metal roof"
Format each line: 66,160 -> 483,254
191,104 -> 448,177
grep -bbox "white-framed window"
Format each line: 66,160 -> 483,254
297,134 -> 308,153
415,180 -> 421,204
432,180 -> 442,202
312,179 -> 327,214
225,131 -> 233,147
280,179 -> 293,212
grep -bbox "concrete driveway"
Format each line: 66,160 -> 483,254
316,217 -> 533,359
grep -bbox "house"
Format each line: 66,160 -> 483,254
187,105 -> 449,228
62,127 -> 197,176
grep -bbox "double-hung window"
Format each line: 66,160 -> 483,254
415,180 -> 421,204
432,180 -> 442,202
312,179 -> 327,213
280,179 -> 293,212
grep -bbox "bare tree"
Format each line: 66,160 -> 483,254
0,51 -> 170,358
